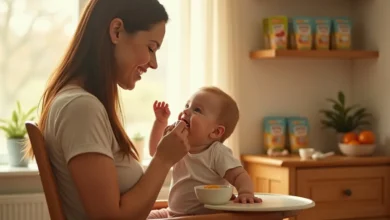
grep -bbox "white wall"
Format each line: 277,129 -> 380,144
233,0 -> 359,154
352,0 -> 390,155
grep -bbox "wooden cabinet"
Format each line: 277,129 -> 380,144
241,155 -> 390,220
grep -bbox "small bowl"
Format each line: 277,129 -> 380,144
338,143 -> 376,157
194,185 -> 233,205
299,148 -> 315,160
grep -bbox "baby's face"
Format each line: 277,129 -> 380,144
180,91 -> 225,146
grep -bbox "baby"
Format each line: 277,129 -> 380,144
148,86 -> 261,218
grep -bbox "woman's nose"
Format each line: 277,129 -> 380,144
149,53 -> 158,69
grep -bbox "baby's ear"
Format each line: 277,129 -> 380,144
210,125 -> 225,140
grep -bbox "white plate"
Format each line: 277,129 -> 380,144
204,193 -> 315,212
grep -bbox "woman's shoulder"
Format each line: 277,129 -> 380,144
52,85 -> 105,114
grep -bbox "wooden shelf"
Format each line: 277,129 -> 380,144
249,49 -> 379,60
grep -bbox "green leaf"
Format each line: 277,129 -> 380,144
0,126 -> 12,138
345,116 -> 354,130
17,101 -> 22,115
319,110 -> 338,120
344,104 -> 359,116
352,108 -> 368,119
337,91 -> 345,106
332,103 -> 343,111
22,106 -> 37,123
320,91 -> 372,133
0,118 -> 11,125
0,102 -> 38,139
320,119 -> 337,128
353,112 -> 371,122
326,98 -> 343,108
12,110 -> 18,125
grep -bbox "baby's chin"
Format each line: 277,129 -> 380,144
188,137 -> 214,147
187,137 -> 201,147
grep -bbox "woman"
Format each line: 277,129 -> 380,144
25,0 -> 190,219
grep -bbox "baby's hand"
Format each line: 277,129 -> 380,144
234,193 -> 262,204
153,101 -> 171,123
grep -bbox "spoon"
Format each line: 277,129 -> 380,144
312,151 -> 335,160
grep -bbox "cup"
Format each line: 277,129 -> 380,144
299,148 -> 315,160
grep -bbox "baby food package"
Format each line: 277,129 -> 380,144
313,17 -> 331,50
331,17 -> 352,50
263,16 -> 288,50
263,117 -> 287,152
287,117 -> 309,153
289,17 -> 313,50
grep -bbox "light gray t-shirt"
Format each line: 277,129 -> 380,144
168,141 -> 242,216
44,85 -> 144,220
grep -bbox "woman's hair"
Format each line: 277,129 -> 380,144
25,0 -> 168,160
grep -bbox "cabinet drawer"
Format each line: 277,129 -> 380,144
296,166 -> 390,220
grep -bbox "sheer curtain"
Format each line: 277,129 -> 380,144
164,0 -> 241,157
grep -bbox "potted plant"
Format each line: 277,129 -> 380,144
0,101 -> 37,167
131,131 -> 145,161
319,91 -> 372,142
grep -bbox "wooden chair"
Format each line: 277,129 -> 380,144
25,121 -> 66,220
26,121 -> 296,220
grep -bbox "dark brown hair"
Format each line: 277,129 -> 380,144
25,0 -> 168,160
198,86 -> 239,143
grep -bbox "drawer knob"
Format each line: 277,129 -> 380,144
343,189 -> 352,196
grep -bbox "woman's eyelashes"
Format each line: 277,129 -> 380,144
148,43 -> 158,53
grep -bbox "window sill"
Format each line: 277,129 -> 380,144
0,158 -> 170,178
0,163 -> 39,177
0,159 -> 170,200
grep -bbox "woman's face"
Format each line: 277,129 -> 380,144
110,19 -> 166,90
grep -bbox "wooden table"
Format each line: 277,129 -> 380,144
241,154 -> 390,220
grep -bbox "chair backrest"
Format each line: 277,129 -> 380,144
25,121 -> 66,220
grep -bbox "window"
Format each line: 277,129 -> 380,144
0,0 -> 184,164
0,0 -> 79,163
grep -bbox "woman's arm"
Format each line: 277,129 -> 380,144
68,121 -> 189,220
69,152 -> 170,220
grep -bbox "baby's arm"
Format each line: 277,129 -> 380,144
149,120 -> 168,157
224,167 -> 262,203
149,101 -> 170,157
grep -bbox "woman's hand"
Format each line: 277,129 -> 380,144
163,112 -> 185,135
155,120 -> 190,167
163,124 -> 175,136
153,101 -> 170,123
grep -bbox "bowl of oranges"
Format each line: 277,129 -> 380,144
338,130 -> 376,157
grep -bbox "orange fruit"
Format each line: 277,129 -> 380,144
347,140 -> 360,145
343,132 -> 358,144
358,131 -> 375,144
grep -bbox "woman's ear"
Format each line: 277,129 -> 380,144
109,18 -> 124,45
210,125 -> 225,140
